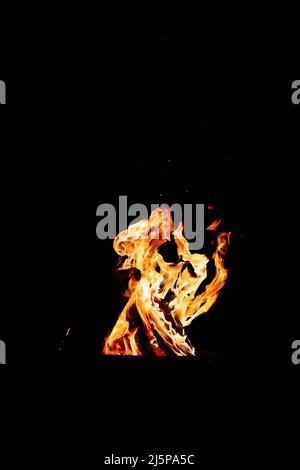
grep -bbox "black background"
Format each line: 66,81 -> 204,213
1,17 -> 299,461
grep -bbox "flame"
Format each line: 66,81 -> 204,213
207,219 -> 222,231
103,208 -> 230,356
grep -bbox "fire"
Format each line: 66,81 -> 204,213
103,208 -> 230,356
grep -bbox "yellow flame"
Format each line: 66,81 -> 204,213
103,208 -> 230,356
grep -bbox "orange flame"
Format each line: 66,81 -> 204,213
103,208 -> 230,356
207,219 -> 222,231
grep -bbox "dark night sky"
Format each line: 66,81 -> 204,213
0,22 -> 298,371
1,16 -> 299,467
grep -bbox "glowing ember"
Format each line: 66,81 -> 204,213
103,208 -> 230,356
